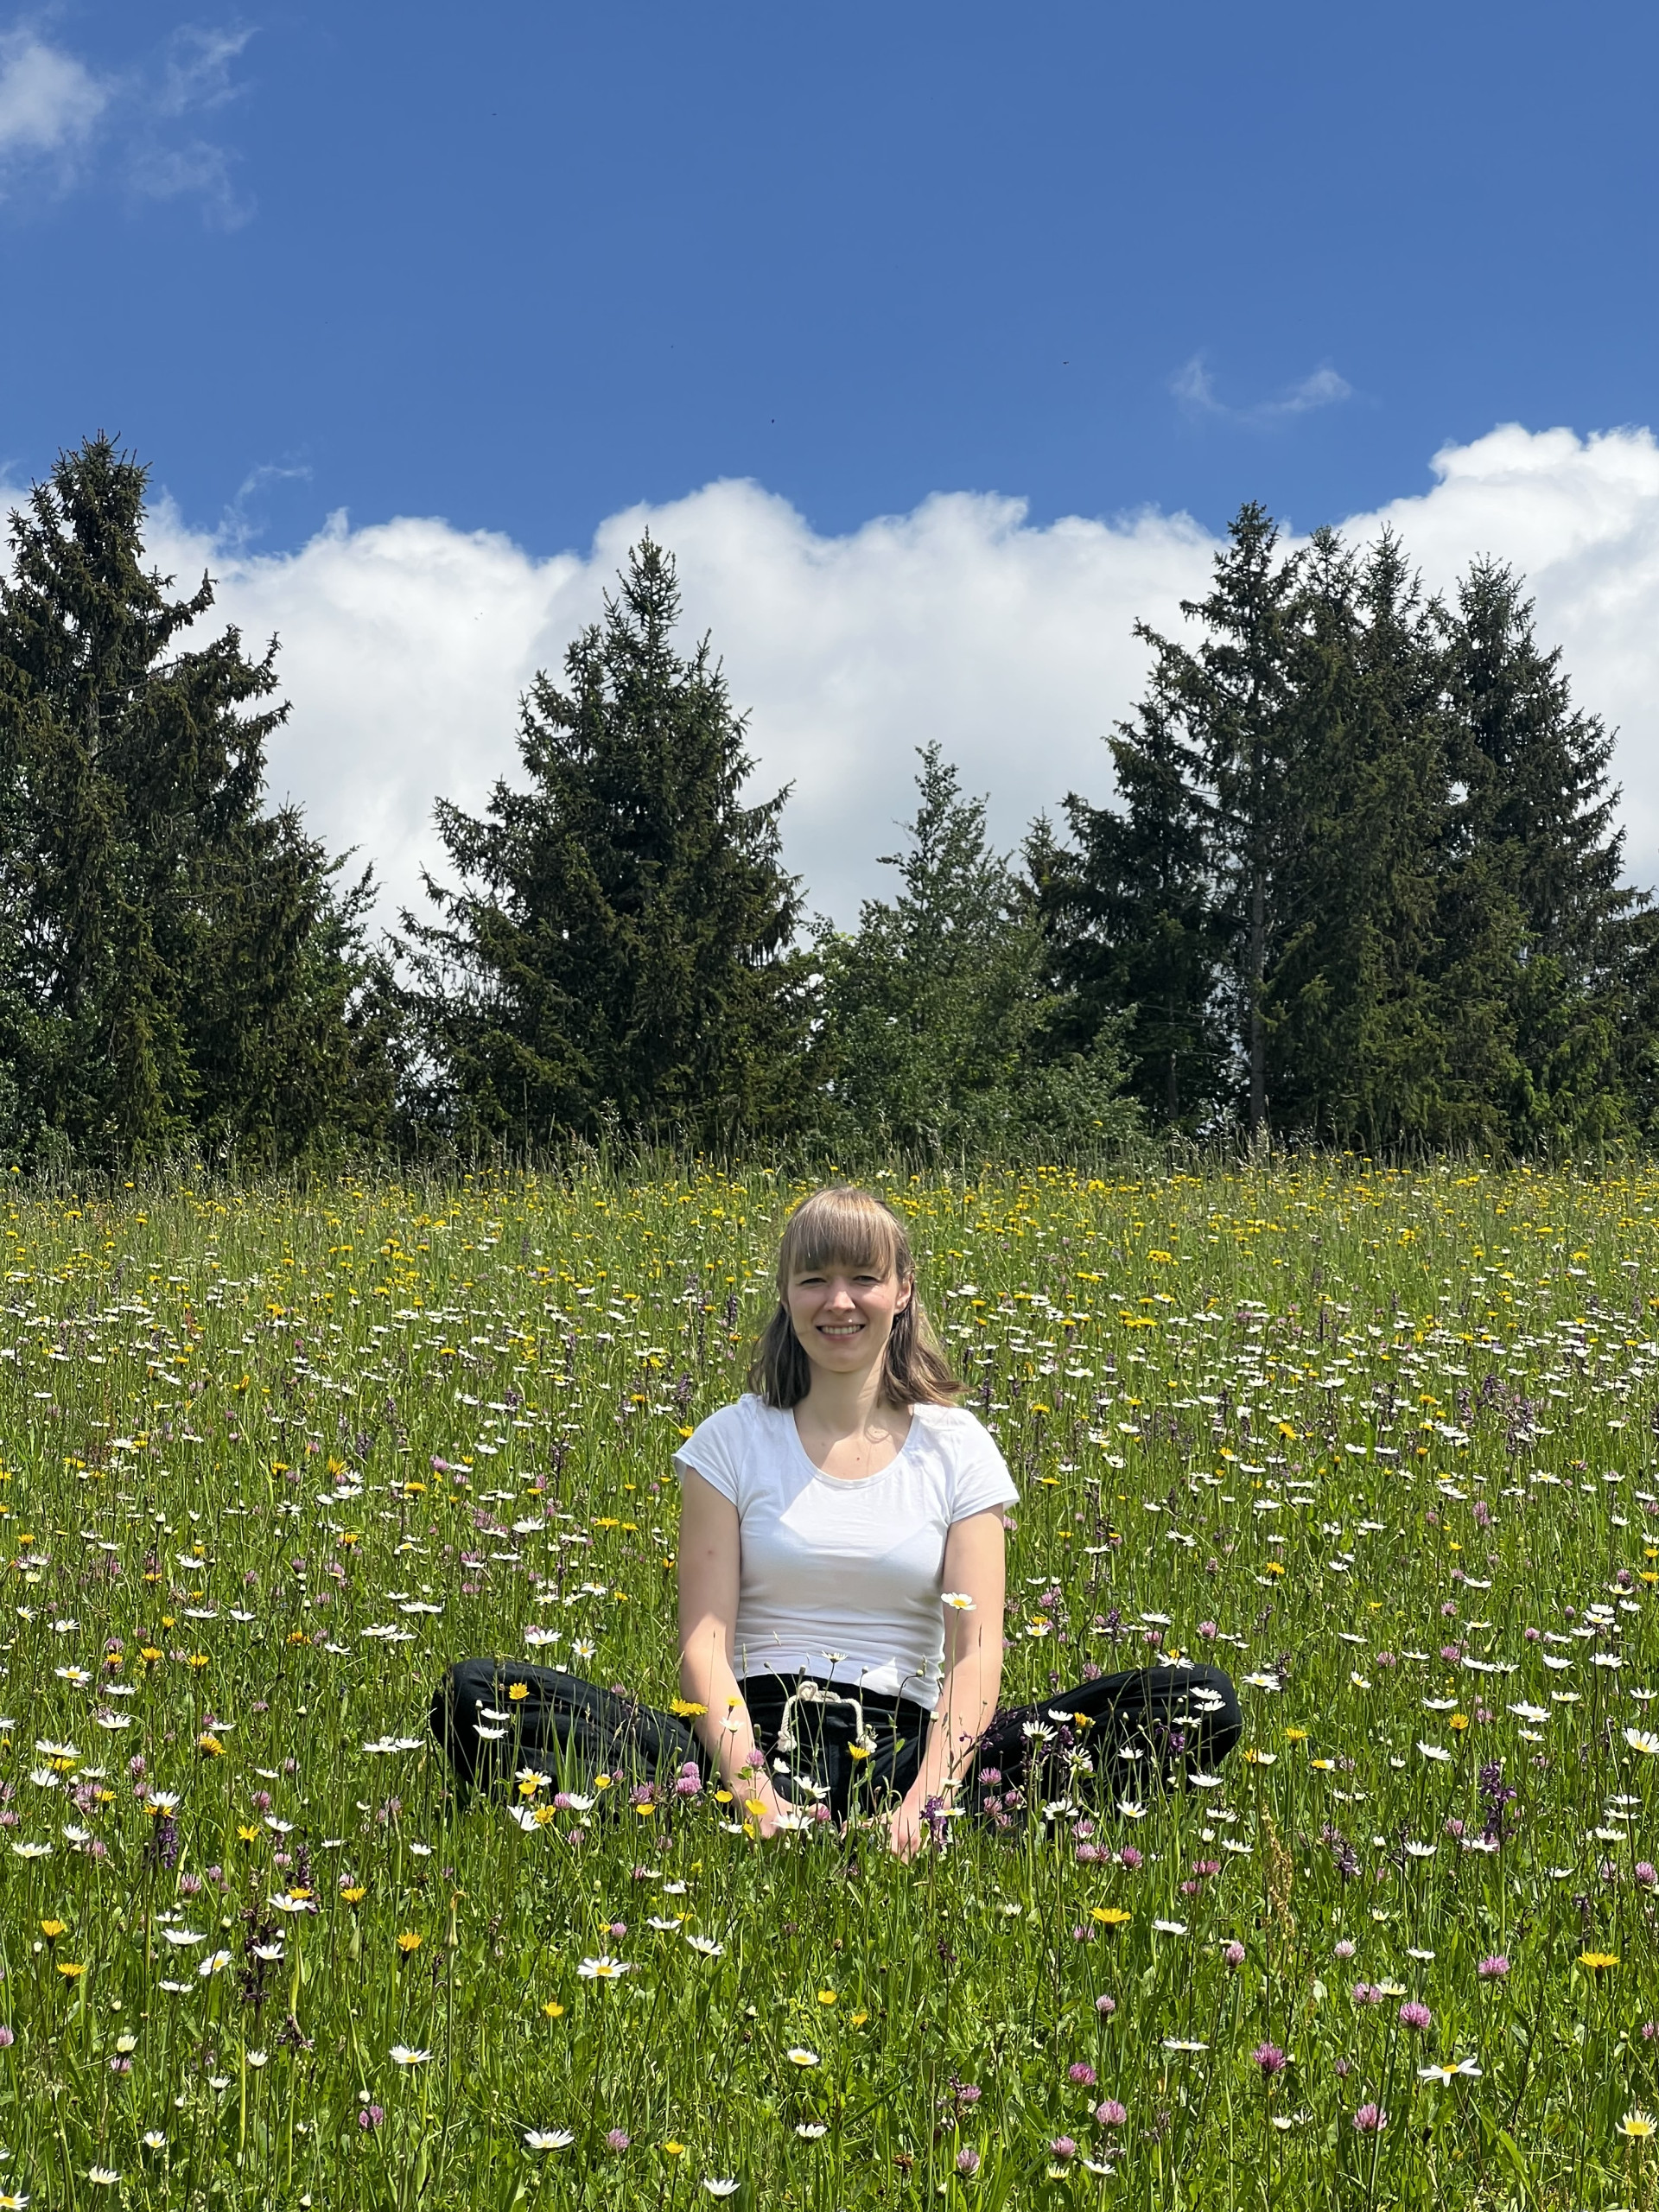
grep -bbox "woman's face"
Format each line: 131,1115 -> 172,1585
785,1254 -> 912,1381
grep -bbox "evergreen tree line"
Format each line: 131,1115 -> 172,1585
1,437 -> 1649,1172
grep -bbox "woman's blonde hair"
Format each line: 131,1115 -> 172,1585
748,1185 -> 962,1410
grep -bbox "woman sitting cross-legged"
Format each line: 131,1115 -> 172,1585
432,1186 -> 1243,1854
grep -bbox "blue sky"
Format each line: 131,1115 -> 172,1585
3,1 -> 1656,555
5,3 -> 1659,932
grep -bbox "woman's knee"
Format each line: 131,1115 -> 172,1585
430,1657 -> 499,1770
435,1656 -> 493,1715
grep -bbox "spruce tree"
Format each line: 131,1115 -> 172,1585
1031,695 -> 1225,1132
1137,504 -> 1304,1133
817,745 -> 1138,1157
1036,506 -> 1656,1154
1265,530 -> 1462,1147
1437,559 -> 1648,1149
0,435 -> 386,1166
403,537 -> 812,1150
1039,504 -> 1300,1134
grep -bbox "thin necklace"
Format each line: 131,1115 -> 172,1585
799,1405 -> 903,1467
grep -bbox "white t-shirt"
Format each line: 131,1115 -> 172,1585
674,1394 -> 1019,1712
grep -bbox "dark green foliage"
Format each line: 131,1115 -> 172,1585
1036,502 -> 1652,1154
1437,558 -> 1649,1151
1038,504 -> 1306,1137
401,537 -> 814,1150
817,745 -> 1140,1158
0,435 -> 390,1168
1152,502 -> 1304,1135
1264,529 -> 1465,1147
4,441 -> 1650,1169
1032,691 -> 1227,1133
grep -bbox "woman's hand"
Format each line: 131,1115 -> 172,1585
887,1788 -> 931,1860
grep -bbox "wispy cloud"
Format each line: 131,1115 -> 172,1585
1171,355 -> 1222,415
0,16 -> 255,224
217,456 -> 315,550
1173,353 -> 1353,427
155,24 -> 251,118
128,24 -> 254,226
1267,365 -> 1353,417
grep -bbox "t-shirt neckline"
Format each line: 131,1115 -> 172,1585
783,1400 -> 920,1487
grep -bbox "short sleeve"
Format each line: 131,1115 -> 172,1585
945,1412 -> 1020,1522
673,1399 -> 747,1507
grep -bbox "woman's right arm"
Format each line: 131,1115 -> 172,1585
676,1466 -> 785,1837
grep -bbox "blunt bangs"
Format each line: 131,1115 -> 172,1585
777,1187 -> 909,1289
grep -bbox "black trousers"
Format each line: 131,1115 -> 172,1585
431,1658 -> 1243,1821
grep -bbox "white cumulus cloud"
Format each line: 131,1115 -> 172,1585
1350,423 -> 1659,876
26,420 -> 1659,936
137,483 -> 1214,931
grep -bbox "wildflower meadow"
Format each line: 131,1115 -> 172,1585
0,1160 -> 1656,2210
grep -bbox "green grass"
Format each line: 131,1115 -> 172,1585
0,1159 -> 1656,2210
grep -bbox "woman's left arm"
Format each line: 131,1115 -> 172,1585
889,1508 -> 1007,1859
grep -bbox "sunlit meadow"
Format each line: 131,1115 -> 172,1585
0,1161 -> 1656,2210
